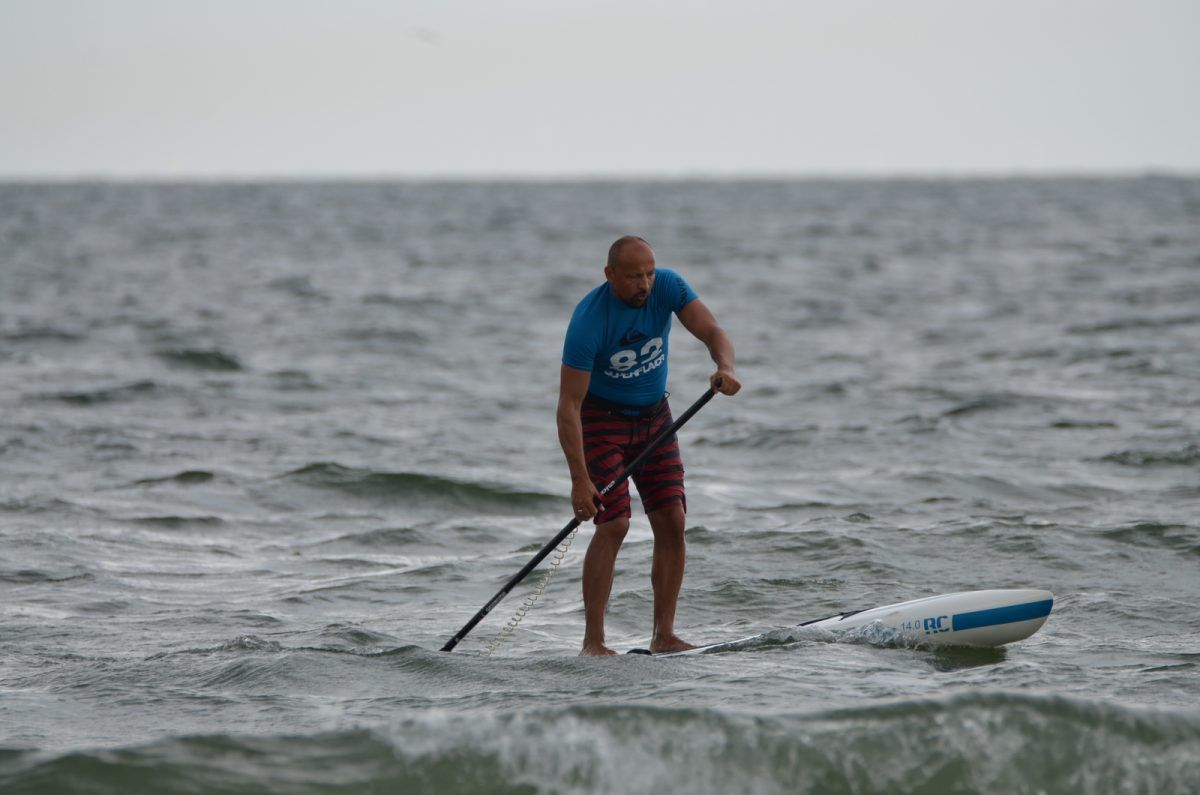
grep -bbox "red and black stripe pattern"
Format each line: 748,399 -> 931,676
581,398 -> 686,524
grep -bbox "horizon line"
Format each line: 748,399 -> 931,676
2,167 -> 1198,185
0,164 -> 1195,184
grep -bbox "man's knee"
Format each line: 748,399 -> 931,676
647,503 -> 685,539
594,518 -> 630,546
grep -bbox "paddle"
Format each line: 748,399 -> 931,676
440,383 -> 721,652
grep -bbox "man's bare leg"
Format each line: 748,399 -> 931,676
579,518 -> 629,656
647,503 -> 695,653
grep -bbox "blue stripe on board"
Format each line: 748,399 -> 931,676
952,599 -> 1053,632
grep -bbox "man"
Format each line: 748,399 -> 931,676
558,235 -> 740,656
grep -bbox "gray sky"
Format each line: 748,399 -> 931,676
2,0 -> 1197,177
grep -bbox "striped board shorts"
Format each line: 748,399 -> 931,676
581,393 -> 686,524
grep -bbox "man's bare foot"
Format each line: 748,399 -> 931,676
579,642 -> 618,656
648,635 -> 696,654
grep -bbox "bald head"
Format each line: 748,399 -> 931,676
607,235 -> 653,270
604,235 -> 656,308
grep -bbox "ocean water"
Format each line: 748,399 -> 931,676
1,177 -> 1198,794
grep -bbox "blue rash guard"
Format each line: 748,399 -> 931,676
562,268 -> 699,407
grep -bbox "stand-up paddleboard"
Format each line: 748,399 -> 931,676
628,588 -> 1053,656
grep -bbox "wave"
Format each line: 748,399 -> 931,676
1,326 -> 85,343
0,567 -> 93,585
155,348 -> 243,371
127,515 -> 226,530
37,380 -> 164,405
266,275 -> 328,300
901,471 -> 1117,504
695,423 -> 820,449
1101,445 -> 1200,467
144,637 -> 426,667
1068,314 -> 1200,334
3,695 -> 1198,794
133,470 -> 216,486
360,292 -> 455,312
940,393 -> 1024,417
1100,522 -> 1200,557
0,497 -> 84,515
337,326 -> 428,345
269,369 -> 322,391
313,623 -> 399,649
1050,419 -> 1119,429
216,635 -> 285,653
279,462 -> 561,512
305,526 -> 432,549
697,528 -> 870,558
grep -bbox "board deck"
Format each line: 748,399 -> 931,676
627,588 -> 1054,657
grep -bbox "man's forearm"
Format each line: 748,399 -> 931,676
556,405 -> 591,484
707,327 -> 736,371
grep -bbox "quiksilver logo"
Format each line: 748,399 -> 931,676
619,328 -> 649,346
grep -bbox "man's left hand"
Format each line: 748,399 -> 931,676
711,370 -> 741,395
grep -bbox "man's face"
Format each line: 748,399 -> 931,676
605,246 -> 656,308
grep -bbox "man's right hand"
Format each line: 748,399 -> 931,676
571,478 -> 603,521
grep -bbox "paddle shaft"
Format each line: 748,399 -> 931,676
440,385 -> 719,652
